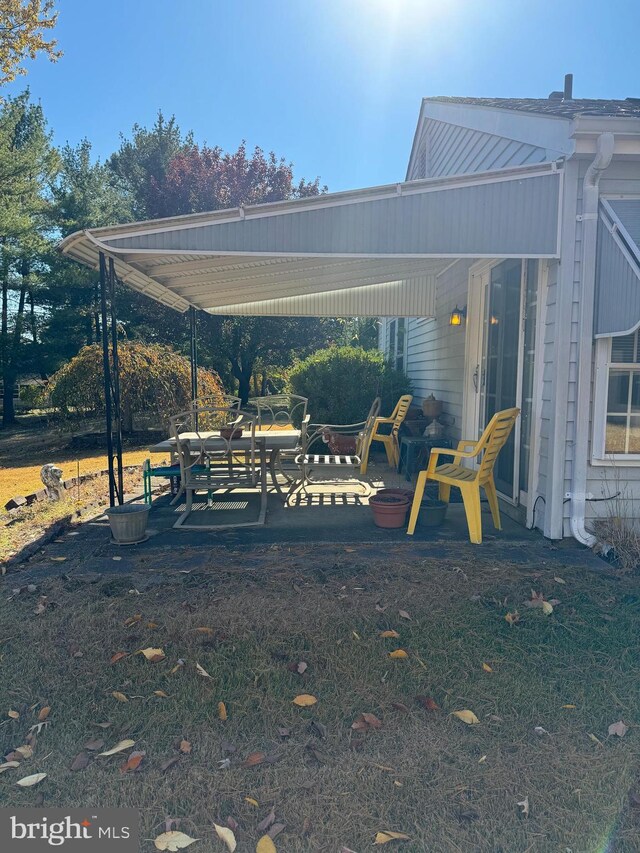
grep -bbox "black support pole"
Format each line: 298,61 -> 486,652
189,306 -> 198,402
108,257 -> 124,503
99,252 -> 116,507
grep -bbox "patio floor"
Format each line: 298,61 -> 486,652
8,456 -> 603,585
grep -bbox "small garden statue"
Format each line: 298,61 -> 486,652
40,464 -> 64,501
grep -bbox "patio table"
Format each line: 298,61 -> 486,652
148,429 -> 301,500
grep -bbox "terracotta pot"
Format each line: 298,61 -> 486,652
369,493 -> 410,529
220,426 -> 244,440
376,488 -> 415,502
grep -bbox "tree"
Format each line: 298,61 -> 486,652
49,341 -> 224,433
0,0 -> 61,86
38,139 -> 132,370
0,91 -> 58,426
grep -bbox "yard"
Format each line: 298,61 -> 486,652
1,537 -> 639,852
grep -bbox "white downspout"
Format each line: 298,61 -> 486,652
570,132 -> 615,546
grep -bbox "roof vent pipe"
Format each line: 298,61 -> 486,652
564,73 -> 573,100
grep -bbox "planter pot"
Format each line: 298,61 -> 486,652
416,498 -> 448,528
220,426 -> 244,440
422,397 -> 443,419
376,488 -> 415,502
106,504 -> 150,545
369,493 -> 410,529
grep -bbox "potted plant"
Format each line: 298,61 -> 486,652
106,503 -> 150,545
369,491 -> 411,529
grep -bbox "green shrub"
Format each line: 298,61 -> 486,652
288,346 -> 412,424
49,342 -> 224,432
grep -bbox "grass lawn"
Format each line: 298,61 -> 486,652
1,547 -> 639,851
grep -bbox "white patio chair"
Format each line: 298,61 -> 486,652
172,407 -> 267,529
287,397 -> 381,500
247,393 -> 311,484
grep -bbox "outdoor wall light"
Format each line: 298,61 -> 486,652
449,305 -> 467,327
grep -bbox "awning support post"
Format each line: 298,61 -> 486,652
99,251 -> 124,507
189,306 -> 198,402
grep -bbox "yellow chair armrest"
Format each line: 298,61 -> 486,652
427,445 -> 475,473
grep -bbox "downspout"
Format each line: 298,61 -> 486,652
569,132 -> 615,546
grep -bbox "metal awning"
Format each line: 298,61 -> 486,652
596,199 -> 640,337
60,162 -> 561,318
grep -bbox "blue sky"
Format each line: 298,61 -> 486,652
7,0 -> 639,191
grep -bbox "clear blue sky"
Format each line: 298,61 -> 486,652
7,0 -> 639,191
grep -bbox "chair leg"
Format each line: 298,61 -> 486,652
460,485 -> 482,544
381,436 -> 394,467
439,483 -> 451,504
484,478 -> 501,530
407,471 -> 428,535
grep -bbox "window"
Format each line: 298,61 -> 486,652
387,318 -> 406,372
595,330 -> 640,459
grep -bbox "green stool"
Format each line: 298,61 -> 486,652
142,459 -> 181,504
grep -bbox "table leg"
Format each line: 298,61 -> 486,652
267,449 -> 288,500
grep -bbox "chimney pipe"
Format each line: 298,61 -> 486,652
564,73 -> 573,100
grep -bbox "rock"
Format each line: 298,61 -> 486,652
5,496 -> 27,510
26,489 -> 47,505
62,478 -> 78,489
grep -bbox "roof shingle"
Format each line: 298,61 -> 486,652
426,96 -> 640,119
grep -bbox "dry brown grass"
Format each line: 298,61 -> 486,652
1,548 -> 639,851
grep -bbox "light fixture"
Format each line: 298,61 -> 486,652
449,305 -> 466,327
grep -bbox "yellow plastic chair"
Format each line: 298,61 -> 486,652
361,394 -> 413,474
406,407 -> 520,543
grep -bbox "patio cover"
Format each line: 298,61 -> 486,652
596,199 -> 640,337
60,163 -> 561,318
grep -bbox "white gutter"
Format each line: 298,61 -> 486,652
570,132 -> 615,547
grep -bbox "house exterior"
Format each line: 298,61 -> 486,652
379,90 -> 640,541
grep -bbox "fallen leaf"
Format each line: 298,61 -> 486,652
14,745 -> 33,759
0,761 -> 20,773
16,773 -> 47,787
533,726 -> 549,736
554,576 -> 566,584
70,752 -> 91,772
505,611 -> 520,625
562,704 -> 577,709
111,691 -> 128,703
194,627 -> 215,635
50,556 -> 67,562
451,710 -> 480,725
110,652 -> 128,665
38,706 -> 51,721
98,739 -> 136,757
541,601 -> 554,616
123,614 -> 142,627
218,702 -> 227,721
170,659 -> 185,675
415,696 -> 440,711
179,740 -> 191,754
120,750 -> 145,773
160,756 -> 180,772
226,817 -> 239,832
243,752 -> 266,767
398,610 -> 411,620
297,661 -> 308,674
245,797 -> 259,806
257,808 -> 275,832
139,647 -> 166,663
146,622 -> 159,629
482,663 -> 493,673
8,710 -> 19,720
278,727 -> 290,738
589,733 -> 604,747
94,721 -> 112,729
293,694 -> 317,707
268,824 -> 285,840
608,720 -> 628,737
154,690 -> 170,698
380,630 -> 400,638
195,662 -> 212,678
84,738 -> 105,751
391,702 -> 410,713
153,831 -> 198,851
374,830 -> 410,844
213,823 -> 236,852
256,836 -> 276,853
517,796 -> 529,817
358,712 -> 383,730
478,755 -> 487,763
375,603 -> 388,613
388,650 -> 408,659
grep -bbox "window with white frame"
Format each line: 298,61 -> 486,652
387,318 -> 406,372
595,330 -> 640,459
